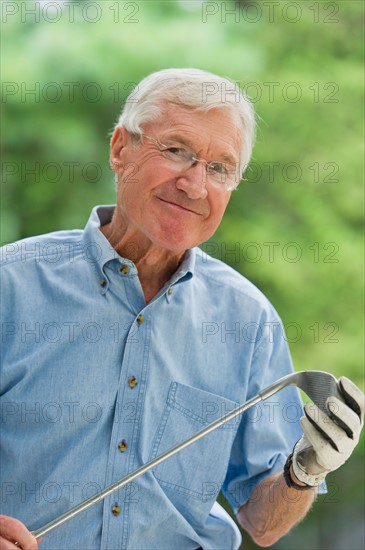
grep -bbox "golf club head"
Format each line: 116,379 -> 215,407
291,370 -> 344,414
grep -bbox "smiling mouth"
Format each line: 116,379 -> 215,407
157,197 -> 201,215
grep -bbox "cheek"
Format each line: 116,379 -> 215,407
117,147 -> 155,184
195,200 -> 230,243
116,177 -> 143,223
128,161 -> 173,195
209,194 -> 230,223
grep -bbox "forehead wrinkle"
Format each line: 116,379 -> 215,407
149,105 -> 242,165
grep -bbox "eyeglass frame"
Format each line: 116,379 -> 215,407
141,134 -> 242,192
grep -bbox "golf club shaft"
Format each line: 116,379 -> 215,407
32,372 -> 298,539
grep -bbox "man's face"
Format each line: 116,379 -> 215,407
110,104 -> 243,253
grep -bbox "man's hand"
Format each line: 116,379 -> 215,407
0,515 -> 40,550
292,376 -> 364,486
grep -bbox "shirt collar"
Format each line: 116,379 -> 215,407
82,204 -> 120,264
82,205 -> 195,294
169,249 -> 195,285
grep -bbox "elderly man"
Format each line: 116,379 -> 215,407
0,68 -> 363,550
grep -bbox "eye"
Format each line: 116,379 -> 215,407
168,147 -> 184,156
208,162 -> 229,176
167,147 -> 183,155
161,146 -> 189,159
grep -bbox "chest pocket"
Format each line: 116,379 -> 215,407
149,382 -> 240,505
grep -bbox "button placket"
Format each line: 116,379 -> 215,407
102,305 -> 149,549
125,310 -> 147,389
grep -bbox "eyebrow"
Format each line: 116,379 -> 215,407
160,134 -> 239,166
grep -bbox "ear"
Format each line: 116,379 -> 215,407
110,126 -> 128,172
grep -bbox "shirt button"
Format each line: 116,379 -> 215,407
119,264 -> 129,275
118,440 -> 128,453
128,376 -> 138,388
168,287 -> 173,295
112,504 -> 121,516
99,279 -> 107,287
136,314 -> 144,325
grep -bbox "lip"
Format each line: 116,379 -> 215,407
157,197 -> 201,216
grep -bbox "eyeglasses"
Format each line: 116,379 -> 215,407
142,135 -> 241,192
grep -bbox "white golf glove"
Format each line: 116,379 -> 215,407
292,376 -> 364,486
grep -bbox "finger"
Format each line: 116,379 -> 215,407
0,537 -> 18,550
300,416 -> 337,469
304,403 -> 346,451
338,377 -> 365,421
304,404 -> 338,450
326,396 -> 362,439
0,517 -> 37,550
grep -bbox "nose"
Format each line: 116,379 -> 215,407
175,162 -> 208,200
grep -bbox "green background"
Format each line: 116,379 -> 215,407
1,1 -> 364,548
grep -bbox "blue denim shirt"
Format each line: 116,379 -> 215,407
1,205 -> 305,549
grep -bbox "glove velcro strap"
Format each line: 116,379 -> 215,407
292,439 -> 328,487
283,454 -> 316,491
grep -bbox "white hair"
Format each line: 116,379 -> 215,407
115,68 -> 256,175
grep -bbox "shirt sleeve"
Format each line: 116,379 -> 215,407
222,312 -> 324,514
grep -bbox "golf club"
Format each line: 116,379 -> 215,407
29,369 -> 343,541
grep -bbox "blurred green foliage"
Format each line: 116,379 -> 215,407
1,1 -> 364,548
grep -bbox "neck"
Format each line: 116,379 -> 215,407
100,215 -> 185,303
